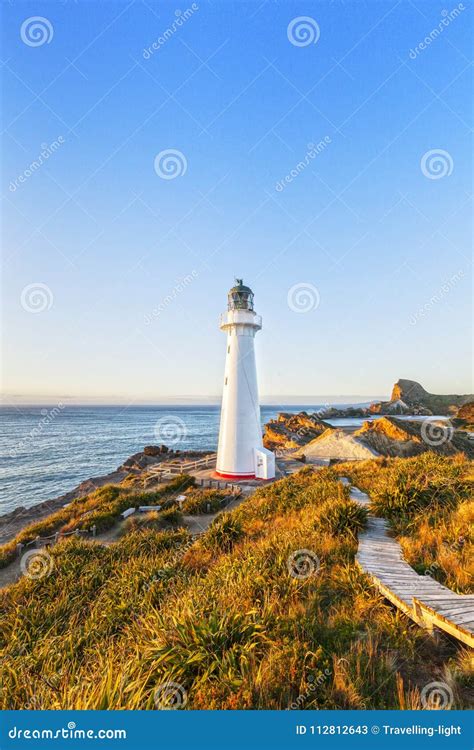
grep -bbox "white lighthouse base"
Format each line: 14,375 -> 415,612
215,446 -> 275,481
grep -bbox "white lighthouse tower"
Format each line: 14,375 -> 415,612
216,280 -> 275,480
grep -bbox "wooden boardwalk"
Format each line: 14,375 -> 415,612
343,481 -> 474,648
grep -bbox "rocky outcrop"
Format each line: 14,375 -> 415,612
368,398 -> 422,415
317,406 -> 370,419
453,401 -> 474,430
356,417 -> 474,459
143,444 -> 169,457
390,379 -> 473,416
356,418 -> 425,457
263,412 -> 332,451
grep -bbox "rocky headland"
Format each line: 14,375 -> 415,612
263,379 -> 474,463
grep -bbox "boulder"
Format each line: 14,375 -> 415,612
144,445 -> 169,457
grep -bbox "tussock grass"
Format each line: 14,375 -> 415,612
0,466 -> 471,710
0,475 -> 194,567
181,489 -> 228,515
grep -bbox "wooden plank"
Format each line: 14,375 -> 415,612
349,480 -> 474,648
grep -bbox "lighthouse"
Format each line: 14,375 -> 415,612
216,280 -> 275,480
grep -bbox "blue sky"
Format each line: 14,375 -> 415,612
1,0 -> 472,403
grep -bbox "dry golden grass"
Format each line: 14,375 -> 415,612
1,465 -> 471,710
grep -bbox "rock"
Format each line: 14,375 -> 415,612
453,401 -> 474,430
356,418 -> 425,457
391,379 -> 429,404
355,417 -> 474,458
389,379 -> 473,416
263,412 -> 332,451
144,445 -> 169,457
318,406 -> 370,419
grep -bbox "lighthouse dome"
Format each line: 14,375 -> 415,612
228,279 -> 254,311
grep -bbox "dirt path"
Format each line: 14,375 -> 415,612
0,488 -> 254,591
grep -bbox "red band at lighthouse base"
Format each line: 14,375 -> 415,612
214,471 -> 257,480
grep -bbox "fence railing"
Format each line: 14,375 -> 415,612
16,526 -> 97,558
148,453 -> 217,476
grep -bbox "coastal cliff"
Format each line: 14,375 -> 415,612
389,379 -> 473,415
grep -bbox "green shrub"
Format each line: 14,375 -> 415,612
203,515 -> 244,553
318,499 -> 368,537
181,490 -> 227,515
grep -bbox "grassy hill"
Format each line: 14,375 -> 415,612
0,459 -> 472,710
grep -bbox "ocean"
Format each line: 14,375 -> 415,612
0,403 -> 374,515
